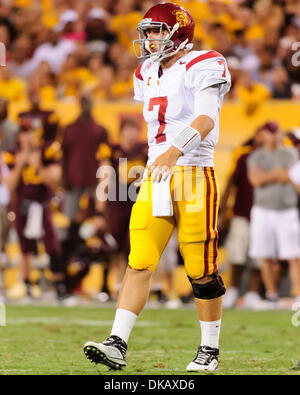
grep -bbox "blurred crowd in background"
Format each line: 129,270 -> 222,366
0,0 -> 299,106
0,0 -> 300,308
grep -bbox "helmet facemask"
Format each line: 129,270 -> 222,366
133,19 -> 189,62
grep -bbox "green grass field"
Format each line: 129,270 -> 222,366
0,305 -> 299,375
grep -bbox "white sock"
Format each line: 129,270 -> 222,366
200,319 -> 221,349
110,308 -> 137,343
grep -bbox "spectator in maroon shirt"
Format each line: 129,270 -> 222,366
61,93 -> 109,264
220,127 -> 265,309
18,88 -> 59,142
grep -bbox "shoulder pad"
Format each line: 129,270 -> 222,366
134,59 -> 153,81
134,63 -> 144,81
186,50 -> 225,71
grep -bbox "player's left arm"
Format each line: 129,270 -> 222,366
147,55 -> 231,182
148,85 -> 220,182
147,114 -> 215,180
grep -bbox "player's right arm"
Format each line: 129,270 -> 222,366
172,52 -> 231,149
149,53 -> 231,181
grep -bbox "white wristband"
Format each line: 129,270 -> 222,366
172,126 -> 201,154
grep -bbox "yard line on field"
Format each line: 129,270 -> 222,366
6,317 -> 162,327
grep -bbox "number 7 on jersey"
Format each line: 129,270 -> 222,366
148,96 -> 168,144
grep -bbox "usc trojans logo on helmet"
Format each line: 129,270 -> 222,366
133,2 -> 195,61
171,10 -> 189,27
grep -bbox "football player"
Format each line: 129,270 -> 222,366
84,2 -> 231,372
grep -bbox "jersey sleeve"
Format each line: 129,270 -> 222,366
133,62 -> 144,102
186,51 -> 231,97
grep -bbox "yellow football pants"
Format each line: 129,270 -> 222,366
128,166 -> 220,279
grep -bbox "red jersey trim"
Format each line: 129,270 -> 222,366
135,63 -> 143,81
186,51 -> 223,71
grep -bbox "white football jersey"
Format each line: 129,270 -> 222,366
133,50 -> 231,167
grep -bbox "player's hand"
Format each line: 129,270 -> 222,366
147,146 -> 182,183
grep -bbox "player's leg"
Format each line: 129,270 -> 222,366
84,180 -> 175,369
176,167 -> 225,371
116,180 -> 175,313
181,245 -> 225,372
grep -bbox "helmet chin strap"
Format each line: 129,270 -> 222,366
150,38 -> 190,62
148,22 -> 192,62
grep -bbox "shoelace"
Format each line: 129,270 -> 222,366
194,351 -> 210,365
103,336 -> 127,358
194,346 -> 217,364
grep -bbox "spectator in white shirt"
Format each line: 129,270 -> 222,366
30,29 -> 76,75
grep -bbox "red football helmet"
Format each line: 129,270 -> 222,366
133,2 -> 195,62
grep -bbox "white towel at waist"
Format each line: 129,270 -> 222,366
152,175 -> 173,217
